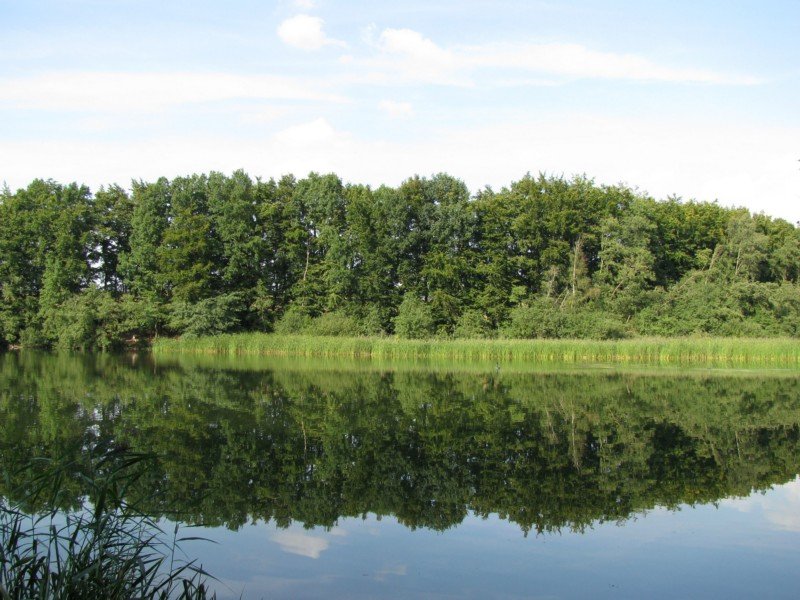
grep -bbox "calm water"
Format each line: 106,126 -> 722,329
2,353 -> 800,598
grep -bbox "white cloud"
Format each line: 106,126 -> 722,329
722,478 -> 800,532
360,23 -> 378,45
1,115 -> 797,222
0,71 -> 344,112
363,28 -> 465,85
378,99 -> 413,118
460,42 -> 760,84
239,105 -> 291,125
270,530 -> 329,559
268,526 -> 346,559
277,14 -> 345,51
354,27 -> 759,86
273,117 -> 341,146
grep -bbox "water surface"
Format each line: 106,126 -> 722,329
1,353 -> 799,598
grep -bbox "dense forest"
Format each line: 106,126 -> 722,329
1,171 -> 799,349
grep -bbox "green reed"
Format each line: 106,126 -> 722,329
0,444 -> 215,600
152,334 -> 800,367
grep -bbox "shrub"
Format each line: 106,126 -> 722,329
168,293 -> 246,337
42,288 -> 105,350
453,309 -> 493,339
557,307 -> 628,340
767,283 -> 800,336
353,304 -> 387,336
273,304 -> 313,335
501,298 -> 564,339
393,295 -> 435,339
311,311 -> 361,336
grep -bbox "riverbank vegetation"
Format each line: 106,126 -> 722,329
1,171 -> 798,350
153,334 -> 800,367
0,443 -> 213,599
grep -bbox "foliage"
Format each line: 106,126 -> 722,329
453,309 -> 494,339
1,171 -> 798,348
0,443 -> 214,599
393,295 -> 435,339
309,310 -> 363,337
272,304 -> 313,335
168,293 -> 246,338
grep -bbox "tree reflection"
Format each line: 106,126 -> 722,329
2,353 -> 799,535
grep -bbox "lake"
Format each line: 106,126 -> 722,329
2,352 -> 800,598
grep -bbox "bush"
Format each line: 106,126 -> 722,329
273,304 -> 313,335
631,272 -> 799,338
393,295 -> 435,339
41,288 -> 103,350
116,293 -> 165,343
453,309 -> 493,339
767,283 -> 800,336
28,289 -> 166,350
353,304 -> 387,336
561,309 -> 628,340
501,298 -> 628,340
311,311 -> 361,336
501,298 -> 564,339
168,293 -> 246,337
19,324 -> 47,349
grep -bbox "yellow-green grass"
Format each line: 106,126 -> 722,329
151,334 -> 800,368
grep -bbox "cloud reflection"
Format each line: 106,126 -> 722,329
269,526 -> 348,559
722,477 -> 800,532
375,564 -> 407,581
270,530 -> 329,559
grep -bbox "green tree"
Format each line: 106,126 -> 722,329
156,175 -> 217,303
208,170 -> 264,296
118,179 -> 170,299
92,184 -> 134,293
596,200 -> 656,316
724,211 -> 768,280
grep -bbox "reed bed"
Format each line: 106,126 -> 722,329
0,444 -> 214,599
152,334 -> 800,368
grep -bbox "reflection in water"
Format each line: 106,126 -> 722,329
1,352 -> 799,538
722,476 -> 800,532
270,530 -> 332,559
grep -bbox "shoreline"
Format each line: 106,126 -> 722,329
151,334 -> 800,367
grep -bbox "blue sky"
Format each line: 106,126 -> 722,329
1,0 -> 798,220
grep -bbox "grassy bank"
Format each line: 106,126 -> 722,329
151,334 -> 800,367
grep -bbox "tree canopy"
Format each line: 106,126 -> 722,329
1,171 -> 798,349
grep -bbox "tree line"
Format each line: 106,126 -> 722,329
1,171 -> 799,349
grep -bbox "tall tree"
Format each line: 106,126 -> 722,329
118,178 -> 170,299
93,184 -> 134,293
156,174 -> 217,303
208,170 -> 264,296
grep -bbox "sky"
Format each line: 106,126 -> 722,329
1,0 -> 798,221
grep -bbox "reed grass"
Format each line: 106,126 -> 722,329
152,334 -> 800,368
0,444 -> 214,599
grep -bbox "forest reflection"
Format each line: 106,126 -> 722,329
1,353 -> 799,536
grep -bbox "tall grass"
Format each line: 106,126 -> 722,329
152,334 -> 800,368
0,444 -> 214,599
